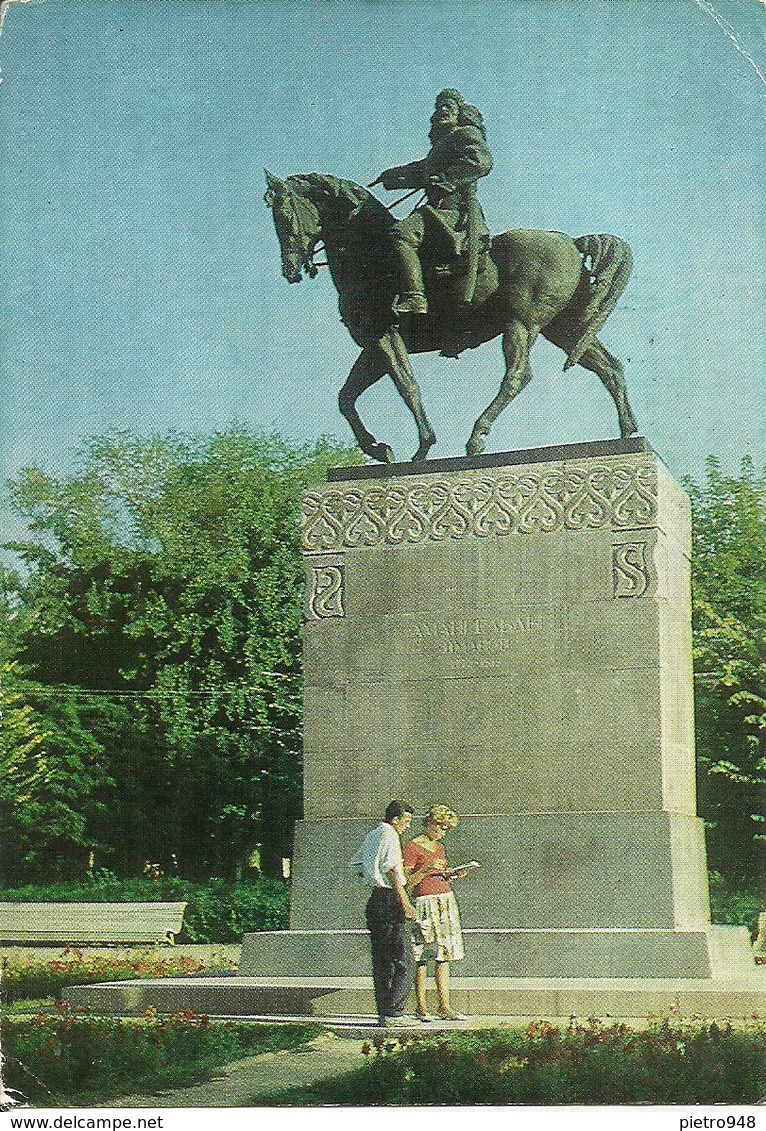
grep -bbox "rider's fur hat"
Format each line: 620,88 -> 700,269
434,88 -> 465,107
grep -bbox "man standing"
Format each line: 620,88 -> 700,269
349,800 -> 417,1026
371,89 -> 493,314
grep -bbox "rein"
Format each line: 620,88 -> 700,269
288,191 -> 323,277
385,187 -> 426,213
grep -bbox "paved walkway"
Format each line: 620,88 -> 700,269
106,1016 -> 506,1107
111,1031 -> 366,1107
96,1013 -> 629,1108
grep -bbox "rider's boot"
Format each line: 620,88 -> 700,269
391,241 -> 428,316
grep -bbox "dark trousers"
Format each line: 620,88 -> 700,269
365,887 -> 414,1019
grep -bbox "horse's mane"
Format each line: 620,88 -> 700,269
286,173 -> 392,225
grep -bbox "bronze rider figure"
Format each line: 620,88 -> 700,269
370,89 -> 493,316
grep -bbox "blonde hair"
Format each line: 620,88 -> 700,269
424,804 -> 458,830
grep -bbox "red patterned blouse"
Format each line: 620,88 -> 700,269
402,838 -> 450,896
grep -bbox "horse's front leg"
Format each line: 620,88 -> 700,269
338,348 -> 394,463
379,328 -> 436,462
467,319 -> 535,457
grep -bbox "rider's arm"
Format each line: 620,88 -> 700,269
374,159 -> 428,191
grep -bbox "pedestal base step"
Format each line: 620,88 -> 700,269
239,925 -> 754,980
67,971 -> 766,1022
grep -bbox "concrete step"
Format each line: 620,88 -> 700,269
239,925 -> 756,979
67,970 -> 766,1022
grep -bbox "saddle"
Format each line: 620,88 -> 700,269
425,241 -> 491,281
420,198 -> 491,304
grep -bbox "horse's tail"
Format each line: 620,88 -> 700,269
564,234 -> 633,370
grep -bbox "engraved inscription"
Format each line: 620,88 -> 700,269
301,459 -> 658,552
308,564 -> 345,619
612,542 -> 650,598
410,614 -> 548,656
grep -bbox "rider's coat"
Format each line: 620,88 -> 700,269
381,122 -> 493,300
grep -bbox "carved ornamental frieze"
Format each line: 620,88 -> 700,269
301,460 -> 658,552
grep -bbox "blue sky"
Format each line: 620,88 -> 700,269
0,0 -> 763,542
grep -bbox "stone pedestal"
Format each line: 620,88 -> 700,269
238,438 -> 757,990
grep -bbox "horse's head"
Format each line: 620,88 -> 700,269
264,170 -> 321,284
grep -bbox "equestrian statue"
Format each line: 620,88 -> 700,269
265,89 -> 638,464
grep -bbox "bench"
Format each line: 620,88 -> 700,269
0,902 -> 187,945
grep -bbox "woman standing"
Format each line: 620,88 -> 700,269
402,804 -> 467,1021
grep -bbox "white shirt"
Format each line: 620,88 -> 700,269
349,822 -> 405,889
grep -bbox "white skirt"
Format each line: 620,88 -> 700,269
414,891 -> 464,963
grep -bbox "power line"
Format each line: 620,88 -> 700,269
21,687 -> 297,697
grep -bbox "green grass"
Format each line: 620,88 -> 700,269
2,1004 -> 321,1106
3,997 -> 56,1015
0,876 -> 289,942
270,1020 -> 766,1106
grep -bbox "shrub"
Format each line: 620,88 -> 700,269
2,1003 -> 320,1105
278,1018 -> 766,1106
178,878 -> 288,941
0,877 -> 289,942
708,872 -> 762,938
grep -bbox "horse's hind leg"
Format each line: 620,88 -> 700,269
545,320 -> 638,437
467,319 -> 534,457
338,347 -> 394,463
580,337 -> 638,437
379,328 -> 436,462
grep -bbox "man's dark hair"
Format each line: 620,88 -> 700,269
385,800 -> 414,823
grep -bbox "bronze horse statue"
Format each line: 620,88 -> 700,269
265,171 -> 638,463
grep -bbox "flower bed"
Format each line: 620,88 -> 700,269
1,946 -> 238,1005
2,1003 -> 320,1106
279,1018 -> 766,1106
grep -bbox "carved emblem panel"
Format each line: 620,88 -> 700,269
612,541 -> 652,598
306,560 -> 345,620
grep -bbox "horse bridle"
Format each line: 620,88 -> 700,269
265,183 -> 324,278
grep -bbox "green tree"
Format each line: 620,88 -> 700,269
0,660 -> 50,834
0,660 -> 109,881
686,457 -> 766,875
3,429 -> 361,878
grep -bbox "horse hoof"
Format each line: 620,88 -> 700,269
466,437 -> 485,457
370,442 -> 394,464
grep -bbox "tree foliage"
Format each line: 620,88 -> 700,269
0,661 -> 50,817
685,457 -> 766,873
1,429 -> 361,879
0,660 -> 109,879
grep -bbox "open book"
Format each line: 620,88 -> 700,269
444,860 -> 481,880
